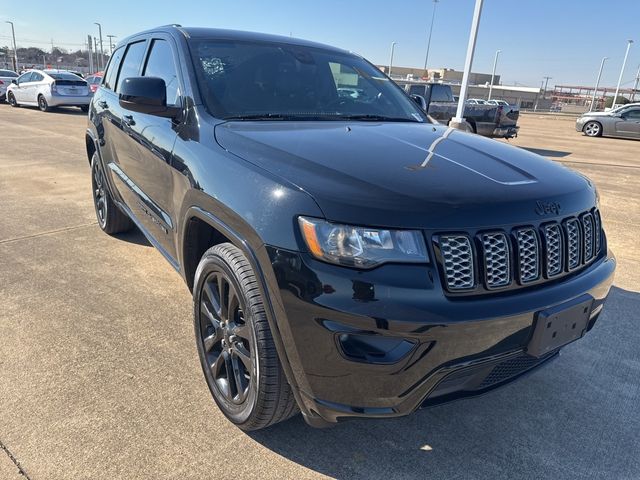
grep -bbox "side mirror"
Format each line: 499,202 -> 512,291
118,77 -> 179,118
410,94 -> 427,111
11,79 -> 17,85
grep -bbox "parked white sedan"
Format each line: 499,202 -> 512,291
6,69 -> 91,112
0,68 -> 19,102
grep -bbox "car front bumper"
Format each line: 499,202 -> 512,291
263,245 -> 616,426
576,118 -> 587,132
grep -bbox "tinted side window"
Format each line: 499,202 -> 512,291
115,41 -> 147,93
143,39 -> 180,105
31,73 -> 44,82
104,46 -> 125,91
18,72 -> 33,83
430,84 -> 454,102
408,85 -> 426,96
624,108 -> 640,119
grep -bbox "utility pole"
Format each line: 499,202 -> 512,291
94,37 -> 99,71
422,0 -> 439,75
87,35 -> 94,73
542,76 -> 552,105
94,23 -> 104,71
452,0 -> 484,129
106,35 -> 116,55
388,41 -> 397,77
631,64 -> 640,102
5,21 -> 18,71
534,79 -> 544,111
488,49 -> 501,101
590,57 -> 608,111
613,40 -> 633,109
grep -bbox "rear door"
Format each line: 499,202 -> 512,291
615,107 -> 640,137
27,72 -> 45,102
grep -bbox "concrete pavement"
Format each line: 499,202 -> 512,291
0,105 -> 638,479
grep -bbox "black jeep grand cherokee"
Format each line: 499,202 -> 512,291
86,25 -> 615,430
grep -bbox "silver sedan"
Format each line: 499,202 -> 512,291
576,103 -> 640,139
6,69 -> 91,112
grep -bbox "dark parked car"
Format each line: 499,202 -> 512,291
86,25 -> 616,431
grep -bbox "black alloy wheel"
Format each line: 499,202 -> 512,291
194,244 -> 298,430
90,152 -> 133,234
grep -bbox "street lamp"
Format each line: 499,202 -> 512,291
106,35 -> 116,55
487,49 -> 501,101
5,21 -> 18,71
612,40 -> 633,109
94,22 -> 104,70
422,0 -> 439,75
589,57 -> 608,112
388,41 -> 397,78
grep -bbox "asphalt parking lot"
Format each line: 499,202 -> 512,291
0,105 -> 638,480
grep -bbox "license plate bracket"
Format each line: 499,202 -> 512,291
527,296 -> 593,358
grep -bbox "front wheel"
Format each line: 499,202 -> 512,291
583,121 -> 602,137
193,243 -> 298,431
7,92 -> 18,107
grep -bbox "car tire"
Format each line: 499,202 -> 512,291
7,92 -> 18,107
38,95 -> 50,112
80,105 -> 89,113
583,121 -> 602,137
90,152 -> 133,234
193,243 -> 299,431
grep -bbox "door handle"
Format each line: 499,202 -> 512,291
123,114 -> 135,126
98,100 -> 108,109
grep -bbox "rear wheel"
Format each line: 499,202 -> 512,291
7,92 -> 18,107
90,152 -> 133,234
38,95 -> 50,112
583,121 -> 602,137
194,243 -> 298,431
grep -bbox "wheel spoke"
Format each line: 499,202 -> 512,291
203,280 -> 222,319
234,343 -> 252,371
232,322 -> 251,341
202,330 -> 220,352
230,354 -> 247,400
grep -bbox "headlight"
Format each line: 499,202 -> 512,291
298,216 -> 428,268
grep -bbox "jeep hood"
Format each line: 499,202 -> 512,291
214,121 -> 596,229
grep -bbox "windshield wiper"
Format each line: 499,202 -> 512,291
222,113 -> 302,121
335,114 -> 421,122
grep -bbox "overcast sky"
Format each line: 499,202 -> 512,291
1,0 -> 639,88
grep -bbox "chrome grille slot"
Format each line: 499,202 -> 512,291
516,228 -> 540,283
481,233 -> 510,288
582,213 -> 594,262
565,219 -> 581,270
439,235 -> 474,290
543,224 -> 563,277
594,210 -> 601,254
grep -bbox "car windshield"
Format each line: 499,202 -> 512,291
0,69 -> 18,77
189,39 -> 428,122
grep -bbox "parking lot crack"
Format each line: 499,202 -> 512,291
0,439 -> 32,479
0,223 -> 98,245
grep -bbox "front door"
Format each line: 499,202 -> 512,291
12,71 -> 33,102
615,107 -> 640,138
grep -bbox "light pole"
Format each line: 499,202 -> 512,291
452,0 -> 484,129
106,35 -> 116,55
542,76 -> 552,98
487,49 -> 501,101
422,0 -> 439,76
589,57 -> 608,111
388,41 -> 397,78
631,64 -> 640,102
94,22 -> 104,70
5,21 -> 18,71
612,40 -> 633,109
94,37 -> 99,71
